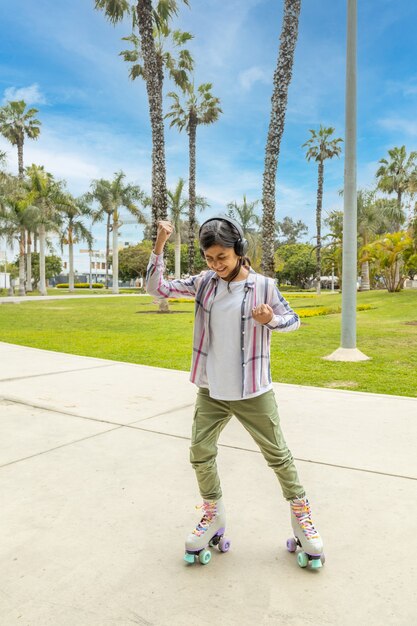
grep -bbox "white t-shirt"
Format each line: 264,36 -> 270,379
206,277 -> 272,401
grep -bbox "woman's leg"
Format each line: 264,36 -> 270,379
231,390 -> 305,500
189,388 -> 232,501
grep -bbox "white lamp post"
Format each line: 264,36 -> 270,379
325,0 -> 369,362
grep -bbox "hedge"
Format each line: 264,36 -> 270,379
56,283 -> 104,289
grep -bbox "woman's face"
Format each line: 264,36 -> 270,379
203,244 -> 239,278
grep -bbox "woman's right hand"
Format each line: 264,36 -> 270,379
155,220 -> 174,253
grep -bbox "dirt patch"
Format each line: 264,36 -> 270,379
404,321 -> 417,326
325,380 -> 359,389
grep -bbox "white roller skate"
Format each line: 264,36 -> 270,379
286,495 -> 325,570
184,497 -> 231,565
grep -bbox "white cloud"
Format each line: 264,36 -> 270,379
3,83 -> 46,106
239,66 -> 271,92
378,117 -> 417,137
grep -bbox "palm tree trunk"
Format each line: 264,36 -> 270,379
112,213 -> 119,295
38,224 -> 47,296
105,213 -> 111,289
395,190 -> 402,285
18,228 -> 26,296
360,261 -> 370,291
188,117 -> 197,274
136,0 -> 168,244
17,141 -> 24,178
261,0 -> 302,278
175,229 -> 181,279
315,160 -> 324,295
69,227 -> 75,292
26,231 -> 32,292
359,233 -> 370,291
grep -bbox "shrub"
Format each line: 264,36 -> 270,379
56,283 -> 104,289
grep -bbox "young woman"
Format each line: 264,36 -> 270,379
146,216 -> 324,569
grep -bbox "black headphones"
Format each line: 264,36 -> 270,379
199,214 -> 249,257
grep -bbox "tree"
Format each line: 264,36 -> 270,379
0,175 -> 36,296
360,232 -> 413,292
227,195 -> 260,236
303,125 -> 343,294
166,82 -> 221,273
167,177 -> 207,277
275,243 -> 316,289
118,240 -> 153,280
227,195 -> 261,263
261,0 -> 302,278
0,100 -> 42,294
95,0 -> 190,244
87,172 -> 147,294
276,216 -> 308,246
0,100 -> 41,178
28,252 -> 63,285
60,195 -> 94,292
376,146 -> 417,231
322,210 -> 343,289
373,197 -> 406,235
26,165 -> 66,296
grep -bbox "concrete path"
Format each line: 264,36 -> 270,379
0,341 -> 416,626
0,294 -> 144,304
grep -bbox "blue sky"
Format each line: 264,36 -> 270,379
1,0 -> 417,268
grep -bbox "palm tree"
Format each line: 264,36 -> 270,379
60,195 -> 94,292
0,175 -> 36,296
0,101 -> 42,293
121,24 -> 193,90
356,189 -> 380,291
0,100 -> 41,178
88,172 -> 147,294
323,209 -> 344,289
95,0 -> 190,243
166,82 -> 222,273
360,232 -> 412,292
227,195 -> 261,262
261,0 -> 302,278
376,146 -> 417,231
86,179 -> 113,288
303,125 -> 343,294
26,165 -> 66,296
227,196 -> 260,235
167,177 -> 207,278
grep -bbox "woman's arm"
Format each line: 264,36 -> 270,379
146,220 -> 202,298
252,280 -> 300,332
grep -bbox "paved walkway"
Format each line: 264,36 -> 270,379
0,293 -> 144,304
0,341 -> 416,626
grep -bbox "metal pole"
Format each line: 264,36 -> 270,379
324,0 -> 369,362
341,0 -> 357,348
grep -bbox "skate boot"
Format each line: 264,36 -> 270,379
286,495 -> 325,570
184,497 -> 231,565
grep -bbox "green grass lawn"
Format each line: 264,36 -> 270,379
0,289 -> 416,397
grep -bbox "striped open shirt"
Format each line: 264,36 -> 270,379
146,252 -> 300,399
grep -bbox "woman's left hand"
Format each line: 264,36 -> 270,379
252,304 -> 274,324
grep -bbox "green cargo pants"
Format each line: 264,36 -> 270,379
190,387 -> 305,501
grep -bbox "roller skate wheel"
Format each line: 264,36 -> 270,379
219,537 -> 231,553
286,538 -> 297,553
321,553 -> 326,565
184,552 -> 195,565
199,549 -> 212,565
297,552 -> 309,568
310,557 -> 322,570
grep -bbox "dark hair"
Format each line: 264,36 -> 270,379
199,219 -> 251,288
